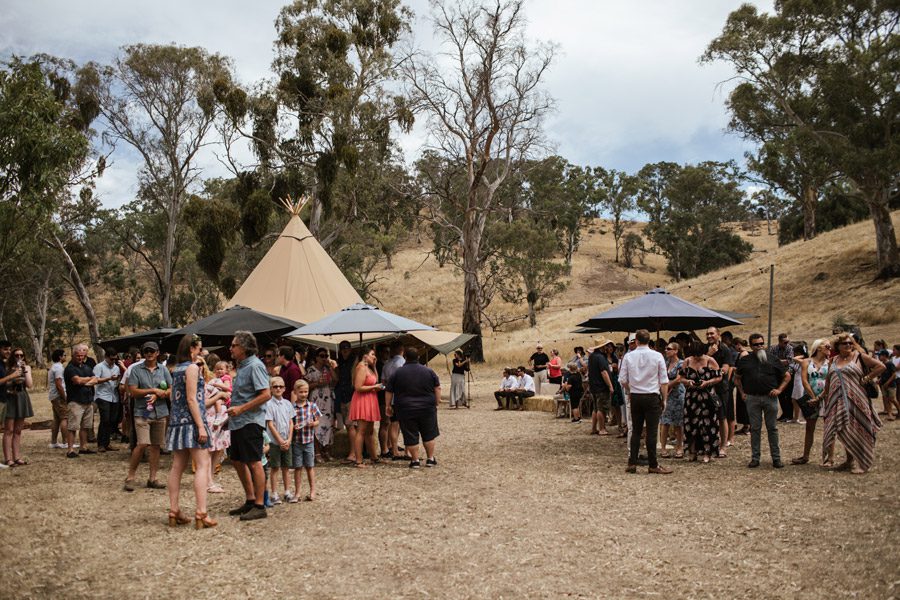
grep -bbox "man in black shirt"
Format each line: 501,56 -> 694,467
734,333 -> 791,469
706,327 -> 735,455
63,344 -> 99,458
529,344 -> 550,395
587,339 -> 614,432
385,348 -> 441,469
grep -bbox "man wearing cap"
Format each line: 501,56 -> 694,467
124,341 -> 172,491
618,329 -> 672,474
529,344 -> 550,396
587,338 -> 615,432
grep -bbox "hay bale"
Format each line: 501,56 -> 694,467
523,395 -> 556,412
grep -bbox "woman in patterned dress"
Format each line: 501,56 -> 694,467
659,342 -> 685,459
305,348 -> 336,461
165,334 -> 216,528
680,339 -> 722,464
821,333 -> 884,474
790,338 -> 831,465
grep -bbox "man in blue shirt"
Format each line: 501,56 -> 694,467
226,330 -> 272,521
125,342 -> 172,491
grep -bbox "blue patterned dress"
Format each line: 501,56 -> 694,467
166,361 -> 211,451
660,359 -> 685,426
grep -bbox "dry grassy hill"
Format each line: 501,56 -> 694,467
376,212 -> 900,364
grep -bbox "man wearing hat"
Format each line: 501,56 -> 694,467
587,337 -> 615,432
124,341 -> 173,491
529,344 -> 550,396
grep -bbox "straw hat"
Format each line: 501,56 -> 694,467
590,336 -> 614,351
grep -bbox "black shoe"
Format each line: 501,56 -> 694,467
239,505 -> 268,521
773,460 -> 785,469
409,460 -> 421,469
425,457 -> 437,468
66,451 -> 79,459
747,460 -> 760,468
228,502 -> 255,516
78,448 -> 96,455
391,454 -> 406,461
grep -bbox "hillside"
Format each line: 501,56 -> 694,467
376,212 -> 900,363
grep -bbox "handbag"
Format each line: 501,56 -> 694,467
857,356 -> 880,399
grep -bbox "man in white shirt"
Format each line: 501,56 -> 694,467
47,349 -> 68,449
494,368 -> 518,410
510,366 -> 536,411
619,329 -> 671,474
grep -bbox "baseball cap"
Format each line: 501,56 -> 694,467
627,333 -> 636,343
142,341 -> 159,352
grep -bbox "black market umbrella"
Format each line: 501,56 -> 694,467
577,287 -> 743,335
100,328 -> 178,353
165,305 -> 304,352
285,303 -> 434,345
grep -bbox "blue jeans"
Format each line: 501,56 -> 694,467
745,394 -> 781,462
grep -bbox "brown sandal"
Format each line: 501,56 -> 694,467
168,510 -> 191,527
195,512 -> 218,529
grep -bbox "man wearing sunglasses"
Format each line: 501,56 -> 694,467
734,333 -> 791,469
124,342 -> 172,490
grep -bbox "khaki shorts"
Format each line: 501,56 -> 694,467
51,398 -> 67,423
67,402 -> 94,431
134,417 -> 167,446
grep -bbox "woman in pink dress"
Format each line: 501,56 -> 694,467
349,347 -> 381,468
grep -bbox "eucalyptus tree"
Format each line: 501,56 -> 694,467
404,0 -> 555,361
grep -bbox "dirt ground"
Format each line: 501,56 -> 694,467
3,373 -> 899,600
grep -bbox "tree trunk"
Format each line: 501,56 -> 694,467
461,204 -> 485,363
309,196 -> 324,238
867,189 -> 900,279
565,229 -> 575,266
384,253 -> 393,270
21,271 -> 51,368
801,185 -> 817,240
526,292 -> 537,328
160,194 -> 179,327
52,234 -> 104,359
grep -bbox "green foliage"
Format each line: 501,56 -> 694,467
621,232 -> 646,269
642,162 -> 753,281
595,168 -> 639,263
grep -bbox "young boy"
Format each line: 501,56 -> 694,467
291,380 -> 321,502
265,376 -> 295,505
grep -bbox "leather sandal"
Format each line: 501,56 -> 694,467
195,512 -> 218,529
168,510 -> 191,527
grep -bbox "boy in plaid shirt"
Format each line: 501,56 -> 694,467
290,380 -> 321,502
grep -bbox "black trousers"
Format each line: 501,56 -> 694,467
735,387 -> 750,425
96,401 -> 118,448
629,393 -> 661,469
778,372 -> 794,419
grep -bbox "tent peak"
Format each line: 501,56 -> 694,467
278,194 -> 310,217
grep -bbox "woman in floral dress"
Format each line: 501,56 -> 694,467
680,339 -> 722,464
305,348 -> 336,461
660,341 -> 685,459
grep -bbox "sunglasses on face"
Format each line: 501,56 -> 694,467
13,353 -> 24,358
839,341 -> 854,346
751,342 -> 765,347
264,354 -> 274,359
143,349 -> 158,354
271,385 -> 285,389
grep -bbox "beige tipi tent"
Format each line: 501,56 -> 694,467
224,198 -> 363,324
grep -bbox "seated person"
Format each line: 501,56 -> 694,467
509,366 -> 535,411
494,368 -> 518,411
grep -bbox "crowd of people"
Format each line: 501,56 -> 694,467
0,333 -> 443,528
498,328 -> 897,475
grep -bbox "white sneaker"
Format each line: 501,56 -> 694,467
72,443 -> 80,448
0,462 -> 8,469
271,493 -> 282,505
49,443 -> 58,449
56,443 -> 68,449
283,490 -> 295,503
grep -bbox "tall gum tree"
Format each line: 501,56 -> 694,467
704,1 -> 900,278
404,0 -> 555,361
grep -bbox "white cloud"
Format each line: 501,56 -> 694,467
1,0 -> 771,205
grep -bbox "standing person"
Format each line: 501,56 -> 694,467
349,347 -> 381,468
204,361 -> 231,493
305,347 -> 336,461
821,334 -> 884,474
47,349 -> 68,449
732,338 -> 751,435
3,348 -> 34,466
570,347 -> 587,374
385,347 -> 441,469
769,333 -> 795,422
333,341 -> 356,461
165,334 -> 216,529
659,342 -> 685,459
264,376 -> 294,505
225,331 -> 272,521
876,350 -> 898,420
290,379 -> 320,501
734,334 -> 791,469
63,344 -> 99,459
706,327 -> 735,455
587,339 -> 614,433
619,330 -> 672,474
276,346 -> 302,404
547,349 -> 563,386
791,339 -> 831,465
680,339 -> 723,464
262,344 -> 280,377
124,342 -> 173,490
562,363 -> 584,421
380,341 -> 406,459
449,350 -> 470,409
93,348 -> 124,452
529,344 -> 550,395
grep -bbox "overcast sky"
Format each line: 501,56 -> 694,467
1,0 -> 771,207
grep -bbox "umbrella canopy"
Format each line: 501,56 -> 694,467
284,303 -> 434,341
101,328 -> 178,352
166,306 -> 303,351
577,288 -> 743,333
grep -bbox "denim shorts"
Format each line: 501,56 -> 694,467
291,440 -> 315,468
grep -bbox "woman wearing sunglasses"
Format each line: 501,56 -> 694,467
305,348 -> 336,461
3,348 -> 34,466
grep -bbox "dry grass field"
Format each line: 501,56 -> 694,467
3,383 -> 899,599
377,212 -> 900,365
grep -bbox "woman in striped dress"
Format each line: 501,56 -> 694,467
822,334 -> 884,474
